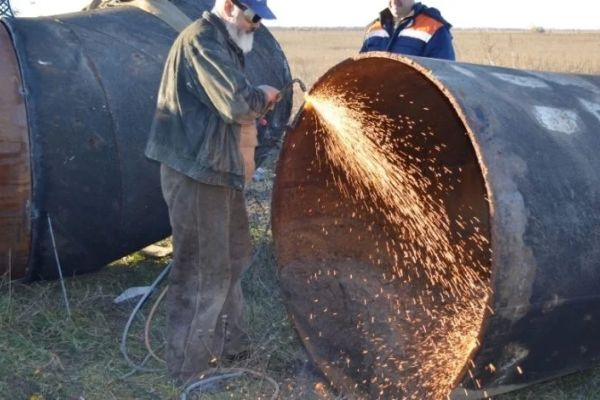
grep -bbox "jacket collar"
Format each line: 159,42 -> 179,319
202,11 -> 245,61
380,3 -> 452,29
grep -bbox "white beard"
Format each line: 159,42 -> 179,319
224,21 -> 255,54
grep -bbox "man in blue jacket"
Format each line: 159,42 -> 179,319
360,0 -> 455,60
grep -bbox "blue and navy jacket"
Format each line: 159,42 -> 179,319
360,3 -> 455,60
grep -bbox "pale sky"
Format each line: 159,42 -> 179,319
10,0 -> 600,30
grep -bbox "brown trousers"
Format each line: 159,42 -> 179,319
160,164 -> 252,382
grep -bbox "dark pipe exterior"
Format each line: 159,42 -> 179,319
272,53 -> 600,398
0,4 -> 291,280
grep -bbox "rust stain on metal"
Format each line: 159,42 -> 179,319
0,23 -> 32,279
485,151 -> 536,321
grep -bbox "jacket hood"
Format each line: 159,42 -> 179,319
416,3 -> 452,28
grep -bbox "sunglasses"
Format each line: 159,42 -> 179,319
231,0 -> 262,24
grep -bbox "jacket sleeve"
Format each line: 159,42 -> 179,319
182,35 -> 269,124
359,39 -> 369,53
424,26 -> 456,61
359,27 -> 372,53
360,19 -> 384,53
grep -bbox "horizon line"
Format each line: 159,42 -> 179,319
267,26 -> 600,32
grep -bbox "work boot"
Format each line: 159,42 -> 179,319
223,331 -> 253,362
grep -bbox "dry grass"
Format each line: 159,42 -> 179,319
272,28 -> 600,89
273,28 -> 600,118
1,28 -> 600,400
455,30 -> 600,74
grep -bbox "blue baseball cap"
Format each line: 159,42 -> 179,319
239,0 -> 277,20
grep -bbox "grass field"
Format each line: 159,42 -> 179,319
2,29 -> 600,400
273,28 -> 600,87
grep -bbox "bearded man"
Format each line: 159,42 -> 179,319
145,0 -> 279,382
360,0 -> 455,60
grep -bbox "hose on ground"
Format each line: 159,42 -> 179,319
119,261 -> 171,374
180,367 -> 280,400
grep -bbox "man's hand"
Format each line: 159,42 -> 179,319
258,85 -> 280,107
257,85 -> 280,126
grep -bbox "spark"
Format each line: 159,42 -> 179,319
301,87 -> 493,398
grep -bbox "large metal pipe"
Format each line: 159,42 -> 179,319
0,2 -> 292,280
272,53 -> 600,398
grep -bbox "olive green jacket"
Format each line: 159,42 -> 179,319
145,11 -> 269,190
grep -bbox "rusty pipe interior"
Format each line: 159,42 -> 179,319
0,22 -> 31,280
273,56 -> 492,398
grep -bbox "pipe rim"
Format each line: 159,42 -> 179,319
273,53 -> 495,398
